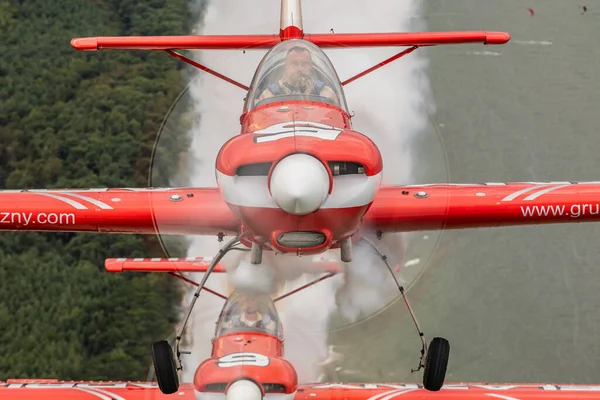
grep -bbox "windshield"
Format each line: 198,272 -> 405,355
215,291 -> 283,339
245,39 -> 348,112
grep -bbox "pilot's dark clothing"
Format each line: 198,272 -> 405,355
258,78 -> 336,102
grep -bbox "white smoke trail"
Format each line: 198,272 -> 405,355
179,0 -> 433,384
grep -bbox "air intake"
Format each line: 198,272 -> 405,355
205,383 -> 228,392
276,232 -> 326,248
263,383 -> 286,393
236,162 -> 272,176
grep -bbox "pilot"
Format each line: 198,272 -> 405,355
226,297 -> 276,332
257,46 -> 338,103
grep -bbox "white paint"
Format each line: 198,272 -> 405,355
485,394 -> 521,400
216,170 -> 381,209
58,192 -> 114,209
216,172 -> 278,208
217,352 -> 270,368
252,121 -> 343,143
29,193 -> 88,210
501,185 -> 548,202
321,172 -> 382,209
522,184 -> 571,201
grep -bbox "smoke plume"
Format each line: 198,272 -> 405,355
179,0 -> 433,384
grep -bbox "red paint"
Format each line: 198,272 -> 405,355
3,382 -> 600,399
0,189 -> 238,235
364,183 -> 600,231
280,26 -> 304,40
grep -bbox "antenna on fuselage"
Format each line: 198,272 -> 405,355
280,0 -> 304,40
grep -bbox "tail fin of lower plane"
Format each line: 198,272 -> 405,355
104,257 -> 341,273
104,257 -> 226,273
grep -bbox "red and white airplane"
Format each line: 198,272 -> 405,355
3,0 -> 600,398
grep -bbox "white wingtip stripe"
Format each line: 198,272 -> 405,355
522,184 -> 571,201
500,185 -> 548,202
366,389 -> 403,400
485,394 -> 523,400
59,192 -> 114,209
88,387 -> 127,400
74,388 -> 113,400
32,193 -> 88,209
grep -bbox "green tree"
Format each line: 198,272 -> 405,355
0,0 -> 192,380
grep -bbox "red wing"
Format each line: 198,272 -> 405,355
0,188 -> 238,235
71,31 -> 509,51
364,182 -> 600,232
104,257 -> 227,273
71,35 -> 281,50
3,381 -> 600,399
0,381 -> 195,399
297,383 -> 600,399
305,30 -> 510,47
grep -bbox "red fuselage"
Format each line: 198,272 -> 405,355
216,99 -> 382,255
194,331 -> 297,398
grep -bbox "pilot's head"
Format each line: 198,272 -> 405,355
283,46 -> 313,89
242,297 -> 259,315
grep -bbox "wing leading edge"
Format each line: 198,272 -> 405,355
298,383 -> 600,399
0,188 -> 238,235
3,182 -> 600,235
364,182 -> 600,232
2,382 -> 600,399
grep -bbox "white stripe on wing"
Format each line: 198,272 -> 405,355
30,192 -> 88,209
58,192 -> 114,209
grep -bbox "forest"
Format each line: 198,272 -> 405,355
0,0 -> 198,380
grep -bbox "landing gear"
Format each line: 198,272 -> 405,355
422,337 -> 450,391
152,340 -> 180,394
151,236 -> 251,391
171,236 -> 247,371
362,238 -> 450,392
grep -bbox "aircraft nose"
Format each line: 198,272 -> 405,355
270,154 -> 330,215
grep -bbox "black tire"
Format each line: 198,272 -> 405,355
152,340 -> 180,394
423,337 -> 450,391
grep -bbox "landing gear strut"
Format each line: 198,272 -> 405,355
152,235 -> 246,394
362,238 -> 450,392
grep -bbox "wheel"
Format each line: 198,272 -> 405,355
423,337 -> 450,391
152,340 -> 180,394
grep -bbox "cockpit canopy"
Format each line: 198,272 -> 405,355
245,39 -> 349,112
215,291 -> 283,339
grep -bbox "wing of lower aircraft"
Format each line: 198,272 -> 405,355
0,188 -> 238,235
2,381 -> 600,399
364,182 -> 600,232
300,383 -> 600,399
